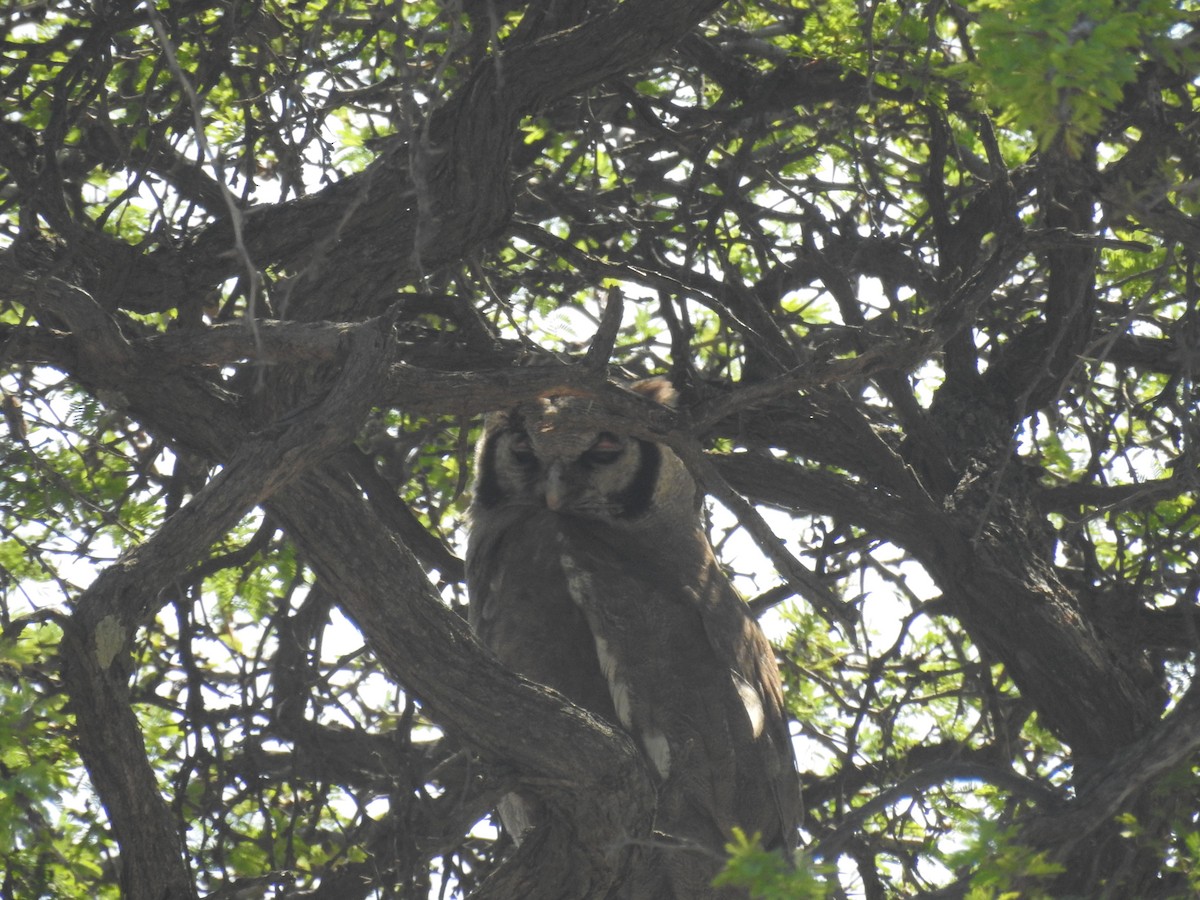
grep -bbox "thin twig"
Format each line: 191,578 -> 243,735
144,3 -> 261,344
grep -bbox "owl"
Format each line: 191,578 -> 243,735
465,379 -> 801,898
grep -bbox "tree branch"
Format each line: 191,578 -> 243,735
58,315 -> 396,900
1021,681 -> 1200,855
74,0 -> 730,319
270,468 -> 656,898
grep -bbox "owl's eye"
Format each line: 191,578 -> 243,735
509,432 -> 537,466
583,432 -> 623,465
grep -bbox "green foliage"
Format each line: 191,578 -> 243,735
714,829 -> 831,899
3,0 -> 1200,896
969,0 -> 1193,154
953,820 -> 1064,899
0,623 -> 116,900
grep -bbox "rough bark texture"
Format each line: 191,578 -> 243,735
5,0 -> 1200,896
17,3 -> 724,896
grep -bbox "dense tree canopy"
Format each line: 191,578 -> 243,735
3,0 -> 1200,897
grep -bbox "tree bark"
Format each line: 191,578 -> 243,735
50,0 -> 729,321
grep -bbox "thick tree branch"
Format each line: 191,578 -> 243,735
1039,473 -> 1194,515
713,453 -> 933,544
270,468 -> 655,898
69,0 -> 730,319
57,314 -> 396,900
29,290 -> 660,899
1021,681 -> 1200,856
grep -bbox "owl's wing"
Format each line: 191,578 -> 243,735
557,526 -> 801,888
686,544 -> 802,849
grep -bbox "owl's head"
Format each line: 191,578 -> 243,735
470,379 -> 698,529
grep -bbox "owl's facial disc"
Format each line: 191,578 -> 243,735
474,416 -> 662,520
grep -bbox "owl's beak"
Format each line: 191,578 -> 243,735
544,463 -> 566,511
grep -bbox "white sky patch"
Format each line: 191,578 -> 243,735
530,304 -> 597,347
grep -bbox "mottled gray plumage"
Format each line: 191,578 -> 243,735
466,380 -> 801,897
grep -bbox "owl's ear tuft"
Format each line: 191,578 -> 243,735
630,377 -> 678,407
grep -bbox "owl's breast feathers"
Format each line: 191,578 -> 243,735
466,510 -> 619,725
